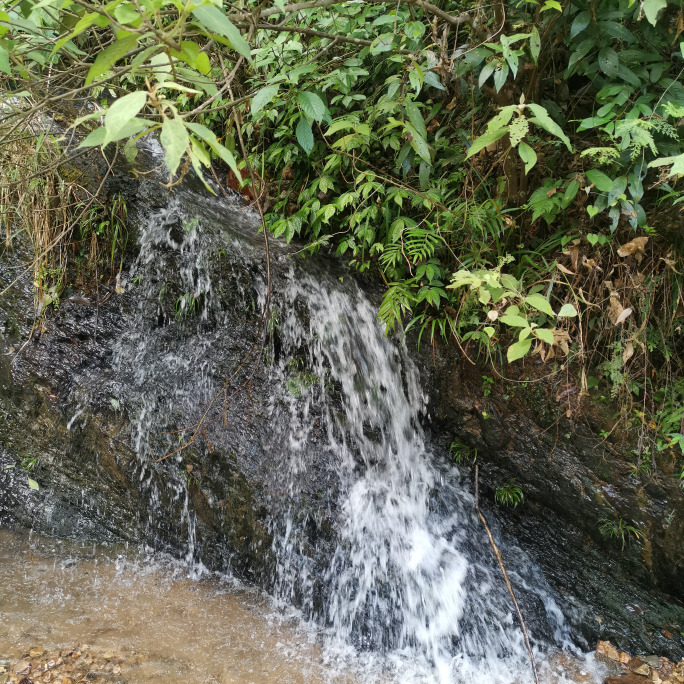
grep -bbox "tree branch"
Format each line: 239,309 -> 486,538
230,0 -> 470,27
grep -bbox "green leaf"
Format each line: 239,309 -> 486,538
85,34 -> 138,85
648,153 -> 684,178
529,27 -> 540,65
558,303 -> 578,317
404,122 -> 431,164
404,99 -> 427,141
561,179 -> 580,209
185,121 -> 240,180
535,328 -> 555,345
598,47 -> 619,78
54,12 -> 109,52
114,3 -> 141,25
160,116 -> 188,177
252,84 -> 279,115
103,91 -> 147,146
297,91 -> 326,123
192,5 -> 251,59
296,116 -> 314,154
526,103 -> 572,151
585,169 -> 613,192
0,45 -> 9,75
27,477 -> 39,491
499,314 -> 530,327
570,10 -> 591,37
493,62 -> 510,92
478,61 -> 497,87
507,337 -> 532,363
466,127 -> 509,158
78,126 -> 107,148
525,292 -> 555,316
518,141 -> 537,174
643,0 -> 667,25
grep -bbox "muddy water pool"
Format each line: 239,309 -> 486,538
0,529 -> 605,684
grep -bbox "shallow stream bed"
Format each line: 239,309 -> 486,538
0,528 -> 356,684
0,528 -> 609,684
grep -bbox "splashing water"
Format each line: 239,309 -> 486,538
86,186 -> 604,684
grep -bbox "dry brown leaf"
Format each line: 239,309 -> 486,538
622,340 -> 634,363
487,309 -> 499,321
568,245 -> 580,271
617,236 -> 649,263
615,307 -> 633,325
553,329 -> 571,355
556,263 -> 576,275
608,295 -> 624,325
660,255 -> 681,273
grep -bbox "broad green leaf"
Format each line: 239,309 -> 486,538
585,169 -> 613,192
493,62 -> 510,92
185,121 -> 240,180
487,105 -> 517,131
558,303 -> 578,317
296,116 -> 314,154
78,119 -> 149,148
466,127 -> 508,158
526,103 -> 571,150
78,126 -> 107,148
192,5 -> 251,59
85,34 -> 138,85
529,27 -> 540,65
570,10 -> 590,37
252,84 -> 279,115
0,44 -> 9,75
404,122 -> 431,164
518,141 -> 537,174
103,91 -> 147,146
598,47 -> 619,78
54,12 -> 109,52
535,328 -> 555,345
404,99 -> 427,141
500,314 -> 530,327
507,337 -> 532,363
370,33 -> 394,55
160,116 -> 188,177
643,0 -> 667,25
525,292 -> 554,316
124,137 -> 138,163
648,153 -> 684,178
561,179 -> 580,208
114,3 -> 141,25
478,61 -> 497,87
297,91 -> 326,122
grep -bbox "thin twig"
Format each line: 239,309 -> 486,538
474,464 -> 540,684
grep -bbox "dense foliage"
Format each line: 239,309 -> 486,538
0,0 -> 683,469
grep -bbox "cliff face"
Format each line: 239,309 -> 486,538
1,151 -> 682,661
424,349 -> 684,659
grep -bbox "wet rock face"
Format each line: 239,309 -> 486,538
0,168 -> 279,584
1,146 -> 683,664
424,351 -> 684,660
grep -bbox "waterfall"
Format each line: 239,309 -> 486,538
98,183 -> 598,684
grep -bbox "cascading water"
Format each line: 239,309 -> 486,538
266,273 -> 587,683
57,174 -> 602,684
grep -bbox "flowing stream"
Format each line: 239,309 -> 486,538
3,173 -> 608,683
